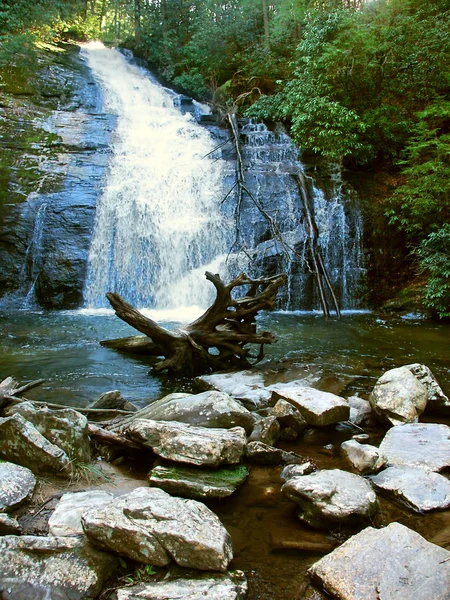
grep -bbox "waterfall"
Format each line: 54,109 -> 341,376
82,43 -> 230,311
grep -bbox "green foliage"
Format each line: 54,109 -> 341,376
417,225 -> 450,318
123,564 -> 157,584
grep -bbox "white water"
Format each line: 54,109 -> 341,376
81,42 -> 230,310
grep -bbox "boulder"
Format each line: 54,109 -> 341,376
379,422 -> 450,472
347,396 -> 374,426
270,399 -> 307,433
195,371 -> 271,409
148,462 -> 249,499
88,390 -> 138,412
280,462 -> 316,481
341,440 -> 386,474
282,469 -> 378,529
0,514 -> 21,535
369,366 -> 428,425
370,467 -> 450,512
5,402 -> 90,464
0,414 -> 71,477
248,416 -> 280,446
81,487 -> 233,572
126,390 -> 256,434
112,571 -> 247,600
0,535 -> 118,600
405,363 -> 450,414
271,387 -> 349,427
48,491 -> 115,537
308,522 -> 450,600
0,461 -> 37,512
122,419 -> 247,467
246,441 -> 309,466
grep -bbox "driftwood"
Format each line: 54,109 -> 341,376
87,423 -> 142,451
0,377 -> 45,408
102,271 -> 286,376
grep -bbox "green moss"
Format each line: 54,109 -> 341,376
152,462 -> 249,486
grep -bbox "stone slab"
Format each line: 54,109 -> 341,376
271,387 -> 349,427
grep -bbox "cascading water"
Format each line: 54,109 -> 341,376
82,43 -> 231,311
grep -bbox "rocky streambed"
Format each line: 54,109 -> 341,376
1,362 -> 450,599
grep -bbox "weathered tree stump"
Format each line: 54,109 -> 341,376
102,271 -> 287,376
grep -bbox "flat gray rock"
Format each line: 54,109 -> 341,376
271,387 -> 349,427
282,469 -> 378,528
82,487 -> 233,572
0,461 -> 36,512
308,522 -> 450,600
48,491 -> 115,537
341,440 -> 386,474
379,422 -> 450,472
112,571 -> 248,600
369,366 -> 428,425
0,414 -> 71,477
370,466 -> 450,512
195,371 -> 271,409
148,462 -> 249,499
122,419 -> 247,466
0,535 -> 118,600
246,441 -> 308,465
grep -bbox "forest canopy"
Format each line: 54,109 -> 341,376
1,0 -> 449,316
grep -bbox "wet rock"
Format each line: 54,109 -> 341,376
0,414 -> 71,477
148,462 -> 249,499
348,396 -> 374,426
279,427 -> 299,441
5,402 -> 90,463
0,461 -> 36,512
112,571 -> 248,600
82,487 -> 233,571
0,534 -> 118,600
88,390 -> 138,412
282,469 -> 378,528
271,387 -> 349,427
270,398 -> 307,433
248,416 -> 280,446
308,522 -> 450,600
379,422 -> 450,472
370,467 -> 450,512
122,419 -> 247,467
195,371 -> 271,409
405,363 -> 450,414
369,366 -> 428,425
341,440 -> 386,474
48,491 -> 115,537
280,462 -> 316,481
128,390 -> 257,434
246,441 -> 308,465
0,514 -> 21,535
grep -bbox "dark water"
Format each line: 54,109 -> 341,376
1,308 -> 450,599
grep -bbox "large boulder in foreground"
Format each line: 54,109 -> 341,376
0,535 -> 118,600
0,461 -> 36,513
112,571 -> 248,600
282,469 -> 378,529
0,414 -> 71,477
379,422 -> 450,472
48,491 -> 115,537
5,402 -> 91,464
122,419 -> 247,467
81,487 -> 233,572
369,366 -> 428,425
370,466 -> 450,512
271,387 -> 349,427
308,522 -> 450,600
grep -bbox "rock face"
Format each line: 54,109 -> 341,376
308,522 -> 450,600
405,363 -> 450,413
148,462 -> 249,499
112,571 -> 248,600
379,422 -> 450,472
195,371 -> 271,409
129,390 -> 257,434
122,419 -> 247,466
0,535 -> 118,600
369,366 -> 428,425
347,396 -> 373,425
81,487 -> 233,572
0,461 -> 37,513
271,387 -> 349,427
248,416 -> 280,446
270,399 -> 307,433
5,402 -> 90,463
48,491 -> 115,537
0,414 -> 71,477
341,440 -> 386,474
370,467 -> 450,512
282,469 -> 378,528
